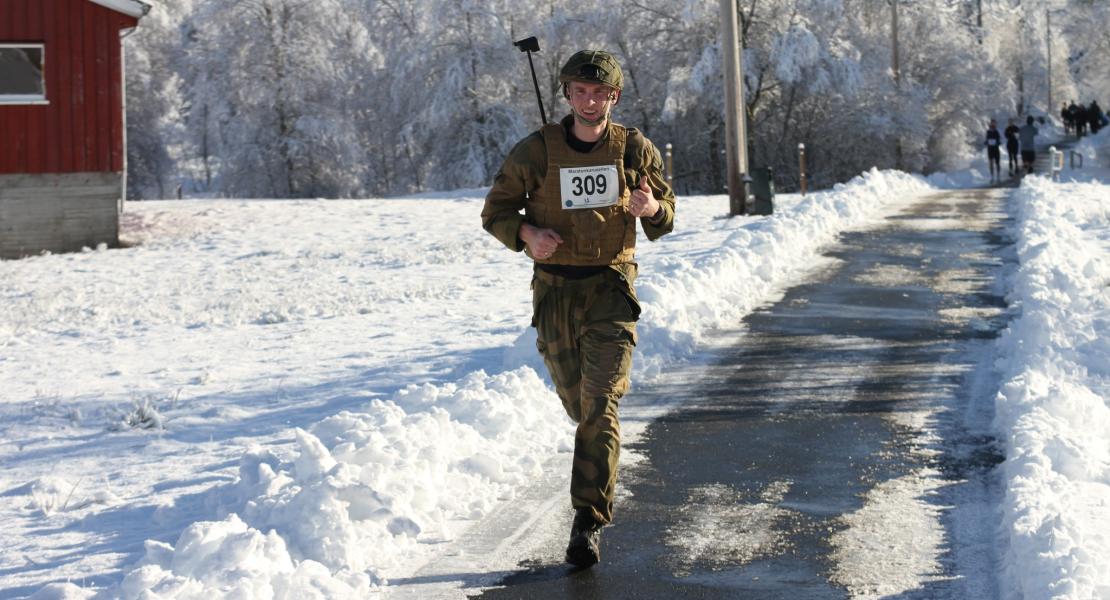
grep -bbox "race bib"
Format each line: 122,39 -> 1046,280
559,165 -> 620,210
988,138 -> 999,146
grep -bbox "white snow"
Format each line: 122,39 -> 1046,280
2,142 -> 1108,598
830,470 -> 951,597
992,157 -> 1110,596
664,480 -> 794,578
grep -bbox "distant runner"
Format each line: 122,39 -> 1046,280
1019,115 -> 1039,175
1089,100 -> 1104,135
481,50 -> 676,568
1004,118 -> 1021,176
985,119 -> 1002,182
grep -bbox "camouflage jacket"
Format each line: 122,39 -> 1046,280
481,114 -> 675,254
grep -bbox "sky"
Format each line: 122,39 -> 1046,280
1,131 -> 1107,599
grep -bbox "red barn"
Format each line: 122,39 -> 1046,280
0,0 -> 150,259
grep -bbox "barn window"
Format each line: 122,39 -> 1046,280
0,44 -> 47,104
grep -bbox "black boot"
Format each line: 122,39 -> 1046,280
565,508 -> 602,568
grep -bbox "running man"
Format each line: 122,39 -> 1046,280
1004,118 -> 1021,176
985,119 -> 1002,182
481,49 -> 675,568
1019,116 -> 1039,175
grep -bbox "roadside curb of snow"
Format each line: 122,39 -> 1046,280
993,175 -> 1110,599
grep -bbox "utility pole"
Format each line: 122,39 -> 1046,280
720,0 -> 749,216
976,0 -> 983,44
891,0 -> 900,86
1046,9 -> 1053,115
1017,1 -> 1025,115
892,0 -> 903,170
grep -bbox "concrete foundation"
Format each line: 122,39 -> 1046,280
0,172 -> 121,259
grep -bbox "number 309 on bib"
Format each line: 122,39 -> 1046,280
560,165 -> 620,210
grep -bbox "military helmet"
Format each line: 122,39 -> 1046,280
559,50 -> 623,91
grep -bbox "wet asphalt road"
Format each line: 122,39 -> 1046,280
470,181 -> 1019,599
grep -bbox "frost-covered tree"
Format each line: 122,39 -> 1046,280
982,0 -> 1083,119
189,0 -> 375,198
391,1 -> 525,191
623,0 -> 885,190
123,0 -> 1108,198
1066,0 -> 1110,102
896,0 -> 1008,172
124,1 -> 192,199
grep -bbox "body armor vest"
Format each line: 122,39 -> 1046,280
526,123 -> 636,266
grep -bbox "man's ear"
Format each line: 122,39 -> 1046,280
612,90 -> 621,106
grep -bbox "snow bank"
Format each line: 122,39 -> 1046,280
108,169 -> 935,597
1067,127 -> 1110,179
994,175 -> 1110,599
117,368 -> 568,595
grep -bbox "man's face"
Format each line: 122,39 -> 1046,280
567,80 -> 619,127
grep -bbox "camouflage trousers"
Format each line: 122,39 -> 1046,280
532,264 -> 640,526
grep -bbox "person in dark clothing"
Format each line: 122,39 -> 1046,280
1019,116 -> 1039,175
1074,103 -> 1088,137
1004,118 -> 1021,176
985,119 -> 1002,181
1062,103 -> 1072,134
1089,101 -> 1103,135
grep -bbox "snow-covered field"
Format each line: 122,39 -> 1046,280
2,142 -> 1108,597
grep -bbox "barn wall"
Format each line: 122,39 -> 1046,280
0,172 -> 121,259
0,0 -> 137,174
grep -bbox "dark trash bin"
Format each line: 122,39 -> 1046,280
748,166 -> 775,215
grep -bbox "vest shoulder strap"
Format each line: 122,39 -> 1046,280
623,127 -> 644,171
